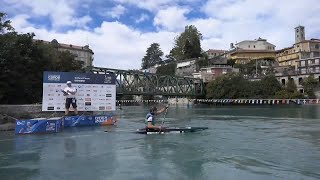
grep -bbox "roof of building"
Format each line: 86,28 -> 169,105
34,39 -> 94,54
276,46 -> 294,52
229,49 -> 276,54
235,37 -> 276,47
206,49 -> 226,53
294,39 -> 320,45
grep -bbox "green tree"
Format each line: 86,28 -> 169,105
156,62 -> 176,76
196,56 -> 209,70
0,12 -> 14,34
302,75 -> 318,98
0,12 -> 84,104
206,73 -> 252,99
170,25 -> 203,61
286,78 -> 297,93
259,75 -> 282,98
141,43 -> 163,69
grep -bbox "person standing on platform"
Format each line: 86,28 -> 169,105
63,81 -> 78,115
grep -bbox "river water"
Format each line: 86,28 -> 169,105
1,105 -> 320,180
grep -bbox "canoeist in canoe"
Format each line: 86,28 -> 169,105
145,105 -> 168,131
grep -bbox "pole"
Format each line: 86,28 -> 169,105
256,59 -> 258,76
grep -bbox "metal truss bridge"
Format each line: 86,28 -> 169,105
88,66 -> 205,97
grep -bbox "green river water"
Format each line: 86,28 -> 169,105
1,105 -> 320,180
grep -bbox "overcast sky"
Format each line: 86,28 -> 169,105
1,0 -> 320,69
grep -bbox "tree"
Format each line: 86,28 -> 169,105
206,73 -> 252,99
0,12 -> 14,34
170,25 -> 203,61
259,75 -> 282,98
206,73 -> 290,99
286,78 -> 297,93
302,75 -> 318,98
0,12 -> 84,104
141,43 -> 163,69
156,62 -> 176,76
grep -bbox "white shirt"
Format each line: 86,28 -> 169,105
64,86 -> 77,98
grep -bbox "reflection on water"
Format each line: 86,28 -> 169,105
0,105 -> 320,180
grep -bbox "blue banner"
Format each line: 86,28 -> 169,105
43,71 -> 116,84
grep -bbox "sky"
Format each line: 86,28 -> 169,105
1,0 -> 320,70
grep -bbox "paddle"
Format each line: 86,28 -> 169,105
159,105 -> 168,133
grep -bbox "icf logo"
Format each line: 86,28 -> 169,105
17,121 -> 25,125
48,74 -> 60,81
95,116 -> 107,123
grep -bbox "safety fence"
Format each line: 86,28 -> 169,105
116,99 -> 320,105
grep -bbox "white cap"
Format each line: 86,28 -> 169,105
66,81 -> 72,84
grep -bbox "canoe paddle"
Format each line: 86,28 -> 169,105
159,106 -> 168,133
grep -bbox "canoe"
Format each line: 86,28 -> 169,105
135,127 -> 208,134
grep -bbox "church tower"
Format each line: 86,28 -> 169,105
295,26 -> 305,43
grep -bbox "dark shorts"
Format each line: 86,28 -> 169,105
65,98 -> 77,109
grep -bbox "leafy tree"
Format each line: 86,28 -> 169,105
274,90 -> 304,99
302,75 -> 318,98
206,73 -> 289,99
259,75 -> 282,98
0,12 -> 84,104
286,78 -> 297,93
196,56 -> 208,70
227,59 -> 235,67
170,25 -> 203,61
156,62 -> 176,76
0,12 -> 14,34
141,43 -> 163,69
206,73 -> 251,99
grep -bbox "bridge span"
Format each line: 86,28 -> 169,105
87,66 -> 205,97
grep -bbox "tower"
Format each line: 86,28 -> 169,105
295,26 -> 305,43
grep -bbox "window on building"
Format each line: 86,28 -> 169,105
248,45 -> 250,48
299,77 -> 303,85
315,44 -> 319,49
281,79 -> 285,86
299,89 -> 304,93
254,45 -> 256,48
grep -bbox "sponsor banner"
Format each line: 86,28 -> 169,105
42,71 -> 116,112
64,115 -> 95,127
15,117 -> 63,134
43,71 -> 116,84
64,114 -> 117,127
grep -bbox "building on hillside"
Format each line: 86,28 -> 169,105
35,39 -> 94,67
263,55 -> 320,93
208,55 -> 228,65
234,37 -> 276,50
276,26 -> 320,68
193,65 -> 238,83
228,38 -> 276,64
205,49 -> 226,58
296,57 -> 320,74
192,55 -> 239,83
175,58 -> 198,77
